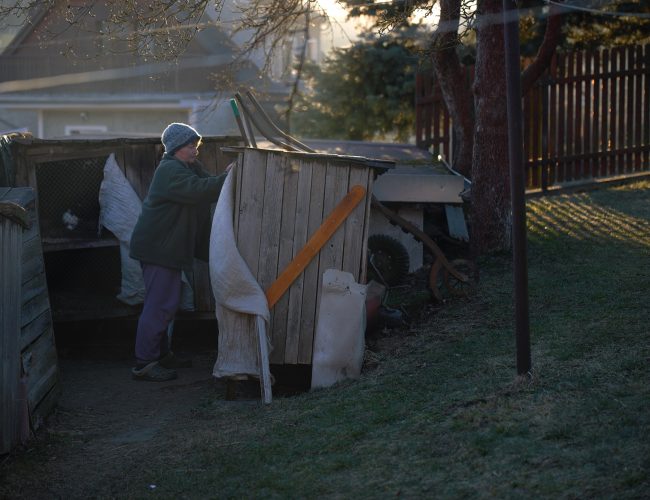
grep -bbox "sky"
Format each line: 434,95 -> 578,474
315,0 -> 367,52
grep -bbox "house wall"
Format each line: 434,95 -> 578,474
192,100 -> 240,137
1,98 -> 243,139
42,109 -> 190,138
0,109 -> 38,135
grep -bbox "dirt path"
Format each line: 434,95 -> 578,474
1,306 -> 413,498
0,324 -> 262,498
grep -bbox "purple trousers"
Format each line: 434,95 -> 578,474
135,263 -> 182,364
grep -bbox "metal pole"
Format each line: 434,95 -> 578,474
503,0 -> 532,375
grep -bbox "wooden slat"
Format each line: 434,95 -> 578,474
523,89 -> 532,186
297,162 -> 350,364
20,308 -> 52,351
236,149 -> 267,279
600,48 -> 610,178
198,140 -> 218,175
609,48 -> 619,176
642,44 -> 650,169
12,147 -> 30,187
232,152 -> 243,239
617,47 -> 626,175
257,152 -> 286,360
1,218 -> 22,454
22,331 -> 58,414
548,55 -> 558,186
634,46 -> 643,172
114,147 -> 128,182
20,285 -> 50,329
21,271 -> 46,306
297,161 -> 327,364
257,152 -> 286,291
567,51 -> 576,181
532,86 -> 542,188
191,261 -> 213,312
21,249 -> 45,287
358,172 -> 373,285
557,52 -> 567,183
278,160 -> 312,364
443,106 -> 451,161
317,162 -> 350,273
28,382 -> 60,432
626,46 -> 635,174
591,50 -> 601,179
20,232 -> 41,277
575,50 -> 585,181
432,88 -> 441,155
342,166 -> 371,281
1,187 -> 34,206
540,80 -> 550,191
123,144 -> 157,201
269,159 -> 300,364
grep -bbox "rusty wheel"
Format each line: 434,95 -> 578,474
443,259 -> 477,297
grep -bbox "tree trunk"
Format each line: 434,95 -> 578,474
430,0 -> 474,178
470,0 -> 511,254
521,2 -> 564,95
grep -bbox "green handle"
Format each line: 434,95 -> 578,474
230,98 -> 240,118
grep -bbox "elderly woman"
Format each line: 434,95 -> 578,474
130,123 -> 227,381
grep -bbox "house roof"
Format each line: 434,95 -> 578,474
0,1 -> 285,97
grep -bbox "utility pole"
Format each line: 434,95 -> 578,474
502,0 -> 532,375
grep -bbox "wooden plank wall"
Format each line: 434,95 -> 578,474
1,187 -> 24,454
526,44 -> 650,189
416,43 -> 650,190
233,149 -> 373,365
1,187 -> 58,453
19,188 -> 59,431
9,136 -> 240,317
415,73 -> 453,161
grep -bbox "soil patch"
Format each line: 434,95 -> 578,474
0,319 -> 261,498
1,273 -> 436,498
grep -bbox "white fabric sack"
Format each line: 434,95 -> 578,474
210,169 -> 271,379
311,269 -> 367,389
98,153 -> 194,309
98,153 -> 145,305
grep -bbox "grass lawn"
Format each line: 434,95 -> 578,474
2,180 -> 648,499
147,179 -> 649,498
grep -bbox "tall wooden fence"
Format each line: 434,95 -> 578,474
416,44 -> 650,190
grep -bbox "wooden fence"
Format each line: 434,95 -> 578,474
416,44 -> 650,190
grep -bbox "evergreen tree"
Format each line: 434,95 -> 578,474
291,28 -> 424,141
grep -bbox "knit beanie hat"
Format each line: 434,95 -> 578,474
161,122 -> 201,154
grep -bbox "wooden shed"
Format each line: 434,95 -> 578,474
1,135 -> 240,321
227,147 -> 393,365
1,187 -> 58,454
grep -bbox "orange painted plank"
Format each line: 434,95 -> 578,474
265,184 -> 366,309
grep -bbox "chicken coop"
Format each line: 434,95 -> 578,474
1,135 -> 240,322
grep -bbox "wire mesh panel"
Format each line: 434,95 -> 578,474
35,156 -> 109,241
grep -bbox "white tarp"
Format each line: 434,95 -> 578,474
209,169 -> 271,379
311,269 -> 367,389
98,153 -> 194,310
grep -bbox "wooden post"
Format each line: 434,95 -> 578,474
503,0 -> 532,376
0,193 -> 30,454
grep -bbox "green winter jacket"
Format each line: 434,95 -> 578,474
129,153 -> 227,271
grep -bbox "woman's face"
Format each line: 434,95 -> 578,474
174,141 -> 199,163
